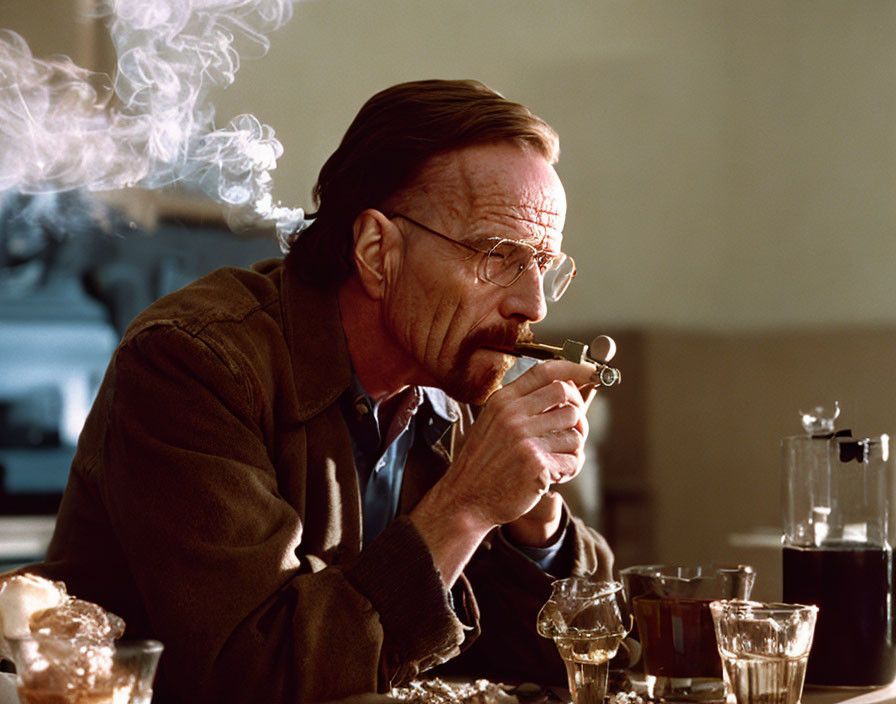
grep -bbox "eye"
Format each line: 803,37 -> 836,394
534,252 -> 555,273
486,240 -> 518,264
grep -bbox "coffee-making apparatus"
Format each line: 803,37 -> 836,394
781,403 -> 895,686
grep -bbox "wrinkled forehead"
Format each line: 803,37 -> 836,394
401,143 -> 567,248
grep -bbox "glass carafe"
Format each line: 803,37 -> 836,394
781,403 -> 895,686
537,578 -> 627,704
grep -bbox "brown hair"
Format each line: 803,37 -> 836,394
285,79 -> 559,286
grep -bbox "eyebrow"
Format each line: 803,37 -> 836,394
469,218 -> 563,251
393,212 -> 562,257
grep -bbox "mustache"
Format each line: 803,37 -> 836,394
465,324 -> 533,352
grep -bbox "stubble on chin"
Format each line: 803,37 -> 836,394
440,324 -> 528,405
446,356 -> 512,406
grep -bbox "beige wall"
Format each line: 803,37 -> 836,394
212,1 -> 896,587
6,1 -> 896,588
8,1 -> 895,329
2,0 -> 114,72
207,0 -> 896,333
638,327 -> 896,600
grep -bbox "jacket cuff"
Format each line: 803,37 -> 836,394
342,516 -> 470,667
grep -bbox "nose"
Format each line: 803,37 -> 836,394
500,263 -> 548,323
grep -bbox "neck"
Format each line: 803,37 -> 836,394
338,276 -> 428,405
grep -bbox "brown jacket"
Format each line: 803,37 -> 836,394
26,254 -> 613,703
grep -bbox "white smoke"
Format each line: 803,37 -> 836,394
0,0 -> 306,245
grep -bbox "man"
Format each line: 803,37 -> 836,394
28,79 -> 613,703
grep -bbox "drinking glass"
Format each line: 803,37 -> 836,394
7,636 -> 163,704
537,577 -> 627,704
619,564 -> 755,702
710,600 -> 817,704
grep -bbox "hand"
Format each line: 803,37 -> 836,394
429,359 -> 593,525
410,359 -> 594,584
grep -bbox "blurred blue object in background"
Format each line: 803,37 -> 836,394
0,190 -> 281,566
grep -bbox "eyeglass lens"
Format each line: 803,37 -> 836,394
544,257 -> 575,301
484,241 -> 575,302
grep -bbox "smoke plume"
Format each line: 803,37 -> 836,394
0,0 -> 305,245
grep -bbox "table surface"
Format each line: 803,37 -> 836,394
801,682 -> 896,704
514,680 -> 896,704
442,678 -> 896,704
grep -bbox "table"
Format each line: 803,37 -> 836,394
439,678 -> 896,704
802,682 -> 896,704
413,673 -> 896,704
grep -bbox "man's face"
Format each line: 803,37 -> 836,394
381,142 -> 567,405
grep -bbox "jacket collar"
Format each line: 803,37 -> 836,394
279,254 -> 464,428
280,253 -> 354,421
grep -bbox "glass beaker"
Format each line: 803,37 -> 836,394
781,403 -> 895,686
619,564 -> 755,702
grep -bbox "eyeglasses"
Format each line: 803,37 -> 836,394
390,213 -> 576,302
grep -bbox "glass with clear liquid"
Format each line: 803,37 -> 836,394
710,600 -> 817,704
721,652 -> 808,704
537,579 -> 626,704
553,631 -> 621,704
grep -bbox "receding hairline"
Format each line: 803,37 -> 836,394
285,78 -> 563,285
385,141 -> 566,238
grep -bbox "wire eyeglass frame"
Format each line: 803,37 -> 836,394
389,212 -> 576,302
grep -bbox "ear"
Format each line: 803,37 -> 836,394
351,209 -> 396,299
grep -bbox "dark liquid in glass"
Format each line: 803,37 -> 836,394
632,596 -> 721,679
782,543 -> 896,686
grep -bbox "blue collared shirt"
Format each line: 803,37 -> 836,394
339,376 -> 571,572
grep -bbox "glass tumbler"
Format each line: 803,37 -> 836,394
7,636 -> 164,704
710,600 -> 817,704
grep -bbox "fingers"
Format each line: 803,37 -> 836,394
485,365 -> 590,456
501,359 -> 597,398
543,422 -> 588,452
523,402 -> 587,440
540,446 -> 582,484
441,357 -> 593,529
493,376 -> 585,416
